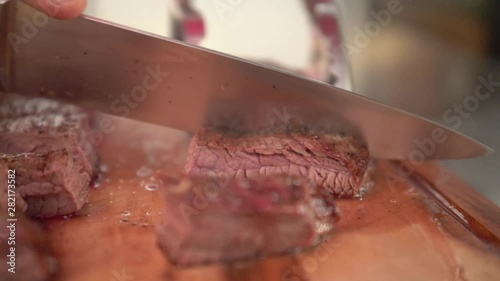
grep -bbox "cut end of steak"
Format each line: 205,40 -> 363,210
1,151 -> 90,218
156,175 -> 338,266
185,129 -> 371,197
0,105 -> 99,176
0,94 -> 99,217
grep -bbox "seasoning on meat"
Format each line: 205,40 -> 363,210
0,94 -> 99,217
185,129 -> 371,197
156,175 -> 338,266
0,106 -> 99,176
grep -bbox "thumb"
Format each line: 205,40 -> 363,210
22,0 -> 86,19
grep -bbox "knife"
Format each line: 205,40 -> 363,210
0,0 -> 493,160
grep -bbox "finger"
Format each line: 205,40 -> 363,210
22,0 -> 86,19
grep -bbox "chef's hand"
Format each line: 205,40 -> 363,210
21,0 -> 86,19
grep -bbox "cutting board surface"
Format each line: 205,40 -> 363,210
32,117 -> 500,281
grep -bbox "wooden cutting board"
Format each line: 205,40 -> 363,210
34,116 -> 500,281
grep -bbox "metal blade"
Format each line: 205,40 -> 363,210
0,1 -> 493,159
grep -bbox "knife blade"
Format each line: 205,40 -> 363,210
0,0 -> 493,160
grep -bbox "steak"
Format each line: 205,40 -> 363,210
0,94 -> 99,217
0,151 -> 90,218
0,107 -> 99,176
156,175 -> 338,266
0,158 -> 27,213
186,129 -> 371,197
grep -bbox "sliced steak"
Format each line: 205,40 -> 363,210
186,129 -> 371,197
0,151 -> 90,218
0,159 -> 27,213
0,94 -> 99,217
156,175 -> 338,266
0,111 -> 99,176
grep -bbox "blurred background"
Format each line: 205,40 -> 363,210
84,0 -> 499,204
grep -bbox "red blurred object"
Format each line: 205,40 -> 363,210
182,16 -> 204,45
177,0 -> 205,45
305,0 -> 342,46
172,0 -> 351,89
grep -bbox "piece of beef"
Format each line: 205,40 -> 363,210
0,168 -> 56,281
0,158 -> 27,213
0,151 -> 90,218
0,111 -> 99,176
185,129 -> 371,197
156,175 -> 338,266
0,94 -> 99,217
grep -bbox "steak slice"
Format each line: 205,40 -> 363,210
0,112 -> 99,176
156,175 -> 337,266
0,94 -> 99,217
186,129 -> 371,197
0,151 -> 90,218
0,159 -> 27,213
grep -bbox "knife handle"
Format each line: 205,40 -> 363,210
0,0 -> 15,92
